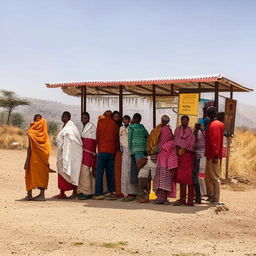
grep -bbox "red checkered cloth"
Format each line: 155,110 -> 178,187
174,125 -> 195,152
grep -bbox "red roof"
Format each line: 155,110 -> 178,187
45,74 -> 253,97
46,74 -> 224,88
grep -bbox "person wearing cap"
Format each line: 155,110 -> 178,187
205,106 -> 225,204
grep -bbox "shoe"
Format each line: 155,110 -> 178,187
173,199 -> 186,206
107,194 -> 117,200
153,200 -> 167,205
93,195 -> 104,200
195,199 -> 201,204
185,202 -> 195,206
137,197 -> 149,203
206,196 -> 213,202
121,196 -> 136,202
212,201 -> 224,205
78,194 -> 91,200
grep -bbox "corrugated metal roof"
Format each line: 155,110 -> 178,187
46,74 -> 224,88
45,74 -> 253,97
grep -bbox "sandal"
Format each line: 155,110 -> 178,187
185,202 -> 194,206
137,197 -> 149,203
52,194 -> 68,199
23,196 -> 34,201
107,194 -> 117,200
122,196 -> 136,202
173,199 -> 186,206
153,200 -> 167,205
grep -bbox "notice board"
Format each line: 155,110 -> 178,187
177,93 -> 199,128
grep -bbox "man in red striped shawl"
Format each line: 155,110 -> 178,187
154,115 -> 178,204
174,115 -> 195,206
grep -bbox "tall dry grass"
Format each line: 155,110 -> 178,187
0,125 -> 27,149
229,129 -> 256,183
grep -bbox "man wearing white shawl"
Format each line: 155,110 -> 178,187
54,111 -> 83,199
77,112 -> 97,200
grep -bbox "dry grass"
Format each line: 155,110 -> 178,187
229,129 -> 256,183
0,125 -> 27,149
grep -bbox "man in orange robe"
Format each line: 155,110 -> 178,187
24,114 -> 51,201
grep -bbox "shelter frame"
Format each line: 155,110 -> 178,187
46,74 -> 253,178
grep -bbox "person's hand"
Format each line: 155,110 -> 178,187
24,162 -> 28,170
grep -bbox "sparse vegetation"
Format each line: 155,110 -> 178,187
10,112 -> 25,128
89,241 -> 128,250
72,242 -> 84,246
0,125 -> 27,149
229,129 -> 256,183
47,121 -> 59,135
0,90 -> 30,125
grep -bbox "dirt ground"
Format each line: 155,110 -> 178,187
0,149 -> 256,256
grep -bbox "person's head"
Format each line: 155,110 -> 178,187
62,111 -> 71,124
34,114 -> 42,122
122,115 -> 131,127
217,112 -> 224,123
161,115 -> 170,125
206,106 -> 217,121
203,101 -> 214,118
103,110 -> 112,117
181,115 -> 189,127
132,113 -> 142,124
112,111 -> 121,123
81,112 -> 90,125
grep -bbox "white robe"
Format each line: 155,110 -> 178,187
56,120 -> 83,186
81,122 -> 96,140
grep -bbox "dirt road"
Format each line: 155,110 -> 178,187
0,149 -> 255,256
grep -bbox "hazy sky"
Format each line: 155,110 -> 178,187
0,0 -> 255,105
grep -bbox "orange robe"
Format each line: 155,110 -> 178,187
25,118 -> 51,191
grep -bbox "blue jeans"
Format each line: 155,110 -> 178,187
95,152 -> 115,196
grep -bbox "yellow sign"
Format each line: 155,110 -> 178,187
179,93 -> 199,115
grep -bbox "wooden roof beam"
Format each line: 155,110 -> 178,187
95,87 -> 119,95
135,85 -> 153,93
155,84 -> 178,96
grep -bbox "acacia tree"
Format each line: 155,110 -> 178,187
0,90 -> 30,125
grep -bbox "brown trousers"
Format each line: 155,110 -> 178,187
205,159 -> 221,202
77,165 -> 95,195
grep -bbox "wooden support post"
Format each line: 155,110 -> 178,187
152,84 -> 156,128
198,82 -> 201,100
80,86 -> 84,118
119,85 -> 123,117
225,137 -> 232,180
224,85 -> 234,179
214,82 -> 219,112
171,84 -> 174,96
230,85 -> 233,99
83,86 -> 87,113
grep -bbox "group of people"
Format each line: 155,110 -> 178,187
23,105 -> 224,206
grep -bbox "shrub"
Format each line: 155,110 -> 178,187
229,129 -> 256,182
10,112 -> 25,128
0,125 -> 27,149
47,121 -> 59,135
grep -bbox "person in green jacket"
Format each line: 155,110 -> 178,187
128,113 -> 149,202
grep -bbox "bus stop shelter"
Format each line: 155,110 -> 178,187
46,74 -> 252,128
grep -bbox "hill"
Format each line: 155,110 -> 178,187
13,97 -> 256,130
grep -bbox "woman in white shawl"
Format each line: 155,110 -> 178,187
77,112 -> 97,200
54,111 -> 83,199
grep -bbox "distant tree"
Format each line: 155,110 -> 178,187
10,112 -> 25,128
47,121 -> 59,135
0,90 -> 30,125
